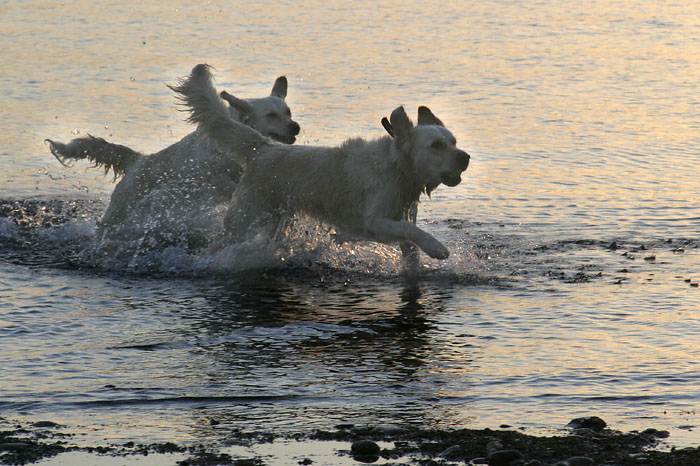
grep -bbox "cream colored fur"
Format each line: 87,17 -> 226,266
173,64 -> 470,260
47,73 -> 300,246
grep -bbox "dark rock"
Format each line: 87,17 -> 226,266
0,442 -> 31,451
486,449 -> 524,466
642,428 -> 670,439
371,424 -> 406,435
232,459 -> 259,466
570,428 -> 597,437
32,421 -> 60,428
486,439 -> 504,455
566,416 -> 607,431
440,444 -> 464,459
351,439 -> 380,455
566,456 -> 594,466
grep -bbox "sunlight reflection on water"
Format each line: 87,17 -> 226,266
2,0 -> 700,453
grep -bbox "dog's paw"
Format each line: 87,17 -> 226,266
423,241 -> 450,260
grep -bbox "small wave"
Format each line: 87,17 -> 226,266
0,394 -> 301,413
75,394 -> 300,408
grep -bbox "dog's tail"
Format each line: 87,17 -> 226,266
46,136 -> 143,180
169,64 -> 267,166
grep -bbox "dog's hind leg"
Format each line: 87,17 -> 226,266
46,136 -> 143,180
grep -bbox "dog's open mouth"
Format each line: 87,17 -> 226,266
270,133 -> 296,144
442,171 -> 463,187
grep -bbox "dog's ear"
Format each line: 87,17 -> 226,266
220,90 -> 254,116
389,106 -> 414,140
381,117 -> 395,138
270,76 -> 288,99
417,106 -> 444,127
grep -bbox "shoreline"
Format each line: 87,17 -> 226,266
2,417 -> 700,466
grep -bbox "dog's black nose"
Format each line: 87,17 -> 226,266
289,121 -> 300,136
457,150 -> 470,170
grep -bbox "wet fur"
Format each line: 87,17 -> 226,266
46,71 -> 300,238
174,65 -> 470,260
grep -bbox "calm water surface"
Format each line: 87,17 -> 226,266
2,0 -> 700,452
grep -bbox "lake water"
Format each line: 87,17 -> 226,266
3,0 -> 700,455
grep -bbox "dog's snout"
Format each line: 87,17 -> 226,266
457,150 -> 470,170
289,121 -> 300,136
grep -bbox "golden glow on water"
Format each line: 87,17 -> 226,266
3,0 -> 700,452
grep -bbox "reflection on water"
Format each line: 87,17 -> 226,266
2,0 -> 700,452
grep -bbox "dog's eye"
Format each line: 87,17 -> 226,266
266,112 -> 279,119
430,140 -> 446,150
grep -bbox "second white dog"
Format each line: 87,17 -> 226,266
46,73 -> 300,256
173,65 -> 470,260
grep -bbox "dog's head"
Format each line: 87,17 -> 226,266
387,106 -> 470,195
219,76 -> 300,144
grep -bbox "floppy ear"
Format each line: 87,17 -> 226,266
270,76 -> 288,99
220,90 -> 254,116
381,117 -> 395,137
389,106 -> 413,140
417,106 -> 444,127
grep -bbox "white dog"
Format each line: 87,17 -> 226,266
46,73 -> 300,251
173,64 -> 470,260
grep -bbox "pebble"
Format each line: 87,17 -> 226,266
0,442 -> 30,451
32,421 -> 60,428
641,428 -> 670,438
566,416 -> 607,431
440,444 -> 464,459
486,449 -> 524,466
350,439 -> 380,455
570,428 -> 598,437
371,424 -> 406,435
566,457 -> 594,466
486,439 -> 504,455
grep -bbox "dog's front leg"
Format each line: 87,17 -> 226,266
400,202 -> 420,268
364,217 -> 449,260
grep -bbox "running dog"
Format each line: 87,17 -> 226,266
46,73 -> 300,248
173,64 -> 469,260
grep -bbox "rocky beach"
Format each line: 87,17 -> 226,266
2,417 -> 699,466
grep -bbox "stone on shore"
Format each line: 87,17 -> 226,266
566,416 -> 607,431
350,439 -> 380,455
